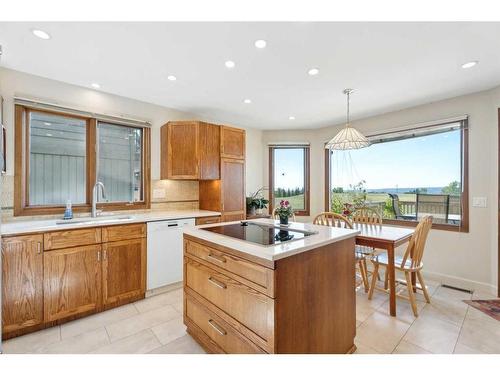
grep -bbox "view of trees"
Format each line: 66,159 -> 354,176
442,180 -> 461,195
274,187 -> 304,197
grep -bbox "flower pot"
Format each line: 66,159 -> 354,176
279,216 -> 289,225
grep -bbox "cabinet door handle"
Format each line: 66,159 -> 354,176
37,242 -> 42,254
208,319 -> 227,336
103,249 -> 107,261
207,253 -> 226,264
97,251 -> 101,262
208,276 -> 227,289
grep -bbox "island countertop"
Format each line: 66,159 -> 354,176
183,218 -> 360,262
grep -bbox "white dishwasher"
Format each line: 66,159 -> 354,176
147,218 -> 195,290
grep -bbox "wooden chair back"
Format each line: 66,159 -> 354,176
352,206 -> 383,225
401,215 -> 433,269
313,212 -> 353,229
272,208 -> 296,222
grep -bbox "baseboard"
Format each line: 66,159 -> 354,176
422,270 -> 498,296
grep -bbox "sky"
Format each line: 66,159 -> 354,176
273,130 -> 461,190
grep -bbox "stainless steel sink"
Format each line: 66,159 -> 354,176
55,215 -> 136,226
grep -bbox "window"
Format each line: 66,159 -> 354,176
15,105 -> 150,216
269,146 -> 310,215
325,119 -> 469,231
97,122 -> 143,203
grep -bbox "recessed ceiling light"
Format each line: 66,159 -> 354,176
255,39 -> 267,49
461,61 -> 478,69
167,75 -> 177,81
32,29 -> 51,40
243,99 -> 252,104
225,60 -> 235,69
289,116 -> 295,120
43,122 -> 51,126
46,133 -> 53,137
308,68 -> 319,76
91,83 -> 100,89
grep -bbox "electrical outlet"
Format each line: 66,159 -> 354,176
153,188 -> 166,199
472,197 -> 487,208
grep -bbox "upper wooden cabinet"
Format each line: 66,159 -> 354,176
161,121 -> 220,180
221,126 -> 245,160
2,234 -> 44,334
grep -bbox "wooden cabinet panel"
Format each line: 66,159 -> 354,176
162,121 -> 199,179
102,223 -> 146,242
195,216 -> 221,226
221,158 -> 245,217
185,258 -> 273,344
199,122 -> 220,180
1,235 -> 44,334
185,240 -> 274,296
221,126 -> 245,159
44,228 -> 101,251
185,294 -> 265,353
102,238 -> 146,307
44,244 -> 102,322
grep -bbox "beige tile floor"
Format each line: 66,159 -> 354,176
3,279 -> 499,354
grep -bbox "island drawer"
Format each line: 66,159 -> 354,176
102,223 -> 146,242
185,258 -> 274,344
185,294 -> 265,353
44,228 -> 102,251
185,239 -> 274,296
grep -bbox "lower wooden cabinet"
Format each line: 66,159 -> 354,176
43,244 -> 102,322
1,234 -> 44,334
102,238 -> 146,307
2,224 -> 147,338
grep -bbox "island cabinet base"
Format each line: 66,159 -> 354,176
183,235 -> 356,354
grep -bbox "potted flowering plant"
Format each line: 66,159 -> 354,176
275,199 -> 294,225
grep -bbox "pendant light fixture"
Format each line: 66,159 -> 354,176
326,89 -> 370,150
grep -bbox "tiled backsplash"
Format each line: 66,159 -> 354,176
0,176 -> 200,220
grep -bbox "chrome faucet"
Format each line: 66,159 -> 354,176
92,181 -> 107,218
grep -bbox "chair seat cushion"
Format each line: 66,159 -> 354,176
371,253 -> 422,269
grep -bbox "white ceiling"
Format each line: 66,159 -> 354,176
1,22 -> 500,130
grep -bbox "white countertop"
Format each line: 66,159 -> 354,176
1,209 -> 221,236
183,218 -> 360,262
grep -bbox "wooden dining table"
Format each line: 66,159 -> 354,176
354,223 -> 415,317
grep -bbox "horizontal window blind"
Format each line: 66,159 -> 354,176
14,97 -> 151,128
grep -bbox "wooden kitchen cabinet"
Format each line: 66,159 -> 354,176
43,244 -> 102,322
1,234 -> 44,335
102,237 -> 146,307
221,125 -> 245,160
199,158 -> 246,222
160,121 -> 220,180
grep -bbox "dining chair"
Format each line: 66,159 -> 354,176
272,208 -> 296,222
352,206 -> 383,286
368,215 -> 433,316
313,212 -> 370,292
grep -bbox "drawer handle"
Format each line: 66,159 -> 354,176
204,220 -> 217,224
207,253 -> 226,264
208,319 -> 227,336
37,242 -> 42,254
208,276 -> 227,289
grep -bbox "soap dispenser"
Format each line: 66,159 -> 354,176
63,199 -> 73,220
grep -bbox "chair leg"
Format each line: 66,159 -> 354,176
384,267 -> 389,290
362,259 -> 369,292
358,259 -> 369,293
405,271 -> 418,317
368,263 -> 379,300
416,270 -> 431,303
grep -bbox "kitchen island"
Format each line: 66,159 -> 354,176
183,219 -> 360,354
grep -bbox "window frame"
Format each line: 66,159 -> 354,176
14,104 -> 151,216
269,145 -> 310,216
324,123 -> 469,233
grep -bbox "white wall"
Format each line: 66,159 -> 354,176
0,68 -> 263,196
263,88 -> 499,294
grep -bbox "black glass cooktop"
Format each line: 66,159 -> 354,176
201,221 -> 316,246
